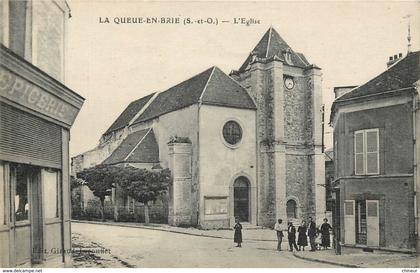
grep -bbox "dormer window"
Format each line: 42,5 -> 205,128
283,48 -> 293,65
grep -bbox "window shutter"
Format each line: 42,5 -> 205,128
344,200 -> 356,244
366,130 -> 379,174
354,131 -> 364,175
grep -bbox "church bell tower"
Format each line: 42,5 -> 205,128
230,27 -> 326,226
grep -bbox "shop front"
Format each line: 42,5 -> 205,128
0,45 -> 84,267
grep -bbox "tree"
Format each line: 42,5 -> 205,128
70,175 -> 84,191
76,164 -> 121,221
118,167 -> 172,224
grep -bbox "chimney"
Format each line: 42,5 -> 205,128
387,52 -> 403,67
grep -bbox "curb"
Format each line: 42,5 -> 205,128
292,252 -> 360,268
71,220 -> 278,242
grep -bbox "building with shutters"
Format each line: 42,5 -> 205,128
0,0 -> 84,267
72,27 -> 326,229
330,51 -> 420,253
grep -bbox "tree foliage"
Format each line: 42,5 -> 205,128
76,164 -> 120,199
118,167 -> 172,204
70,175 -> 84,191
76,164 -> 123,221
76,164 -> 172,223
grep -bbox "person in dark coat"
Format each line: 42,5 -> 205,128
287,222 -> 299,252
233,217 -> 242,247
297,220 -> 308,251
320,218 -> 333,250
308,217 -> 317,251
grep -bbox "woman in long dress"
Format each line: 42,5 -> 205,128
234,218 -> 242,247
320,218 -> 333,250
297,220 -> 308,251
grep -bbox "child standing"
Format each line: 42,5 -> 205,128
234,217 -> 243,247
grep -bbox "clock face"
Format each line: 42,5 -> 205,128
284,77 -> 295,90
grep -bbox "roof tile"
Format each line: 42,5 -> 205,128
238,27 -> 309,72
104,93 -> 155,135
102,128 -> 159,165
336,51 -> 420,101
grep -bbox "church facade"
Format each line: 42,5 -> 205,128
72,27 -> 326,228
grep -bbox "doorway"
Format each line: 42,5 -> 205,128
9,163 -> 43,265
344,199 -> 379,247
233,176 -> 250,222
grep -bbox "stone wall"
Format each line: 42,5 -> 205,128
284,75 -> 312,143
286,154 -> 312,219
234,59 -> 323,227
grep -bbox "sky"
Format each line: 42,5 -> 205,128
66,0 -> 420,157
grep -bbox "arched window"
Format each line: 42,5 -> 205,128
286,199 -> 297,219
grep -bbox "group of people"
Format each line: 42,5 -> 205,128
233,217 -> 333,252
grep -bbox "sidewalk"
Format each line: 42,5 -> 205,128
71,220 -> 278,242
293,249 -> 419,268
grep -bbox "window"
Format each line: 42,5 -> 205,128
354,129 -> 379,175
222,121 -> 242,146
43,169 -> 59,219
355,200 -> 367,244
286,199 -> 297,219
9,0 -> 28,58
205,197 -> 228,215
15,165 -> 29,221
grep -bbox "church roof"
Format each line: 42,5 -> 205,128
104,93 -> 155,135
238,27 -> 310,72
133,66 -> 256,124
102,128 -> 159,165
335,51 -> 420,102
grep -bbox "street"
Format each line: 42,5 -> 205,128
71,222 -> 336,268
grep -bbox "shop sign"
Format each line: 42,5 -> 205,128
0,68 -> 78,126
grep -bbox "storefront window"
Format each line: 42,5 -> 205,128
15,165 -> 29,221
43,169 -> 59,219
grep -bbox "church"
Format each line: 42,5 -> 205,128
71,27 -> 326,229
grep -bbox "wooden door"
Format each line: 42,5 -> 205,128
9,164 -> 43,266
366,200 -> 379,246
233,177 -> 250,222
344,200 -> 355,245
10,164 -> 31,266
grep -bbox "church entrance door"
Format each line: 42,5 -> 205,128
233,176 -> 250,222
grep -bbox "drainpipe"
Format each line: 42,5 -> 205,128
321,104 -> 325,153
413,87 -> 419,252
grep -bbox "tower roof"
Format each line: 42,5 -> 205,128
238,27 -> 310,72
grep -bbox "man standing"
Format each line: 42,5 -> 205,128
274,219 -> 285,251
287,221 -> 299,252
308,217 -> 317,252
